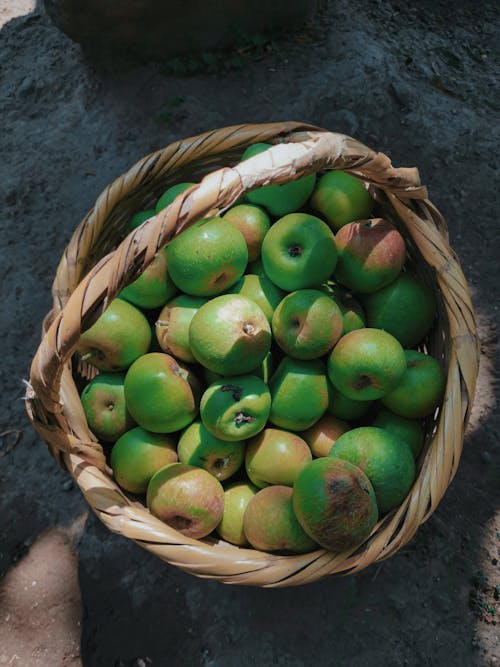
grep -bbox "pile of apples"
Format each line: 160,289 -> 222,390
77,143 -> 444,554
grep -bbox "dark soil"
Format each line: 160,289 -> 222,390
0,1 -> 498,666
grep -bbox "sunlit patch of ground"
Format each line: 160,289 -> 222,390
0,1 -> 36,29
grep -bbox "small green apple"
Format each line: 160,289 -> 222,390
80,372 -> 135,442
156,182 -> 196,212
228,273 -> 285,324
245,427 -> 312,487
155,294 -> 207,363
326,382 -> 373,421
216,481 -> 258,546
300,414 -> 350,458
119,249 -> 178,309
222,204 -> 271,261
310,170 -> 373,232
321,282 -> 366,335
125,209 -> 156,234
203,351 -> 274,386
372,406 -> 425,459
177,421 -> 245,481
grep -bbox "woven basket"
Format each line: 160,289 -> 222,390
25,121 -> 480,587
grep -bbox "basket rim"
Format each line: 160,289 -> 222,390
25,122 -> 480,586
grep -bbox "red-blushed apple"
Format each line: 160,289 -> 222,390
124,352 -> 201,432
77,298 -> 151,372
228,273 -> 284,324
119,248 -> 178,309
261,213 -> 338,291
271,289 -> 343,359
111,427 -> 178,494
189,295 -> 271,376
292,457 -> 378,551
155,294 -> 207,363
361,273 -> 436,347
165,218 -> 248,296
300,414 -> 350,458
310,170 -> 374,232
147,463 -> 224,539
216,481 -> 258,547
241,143 -> 316,217
269,357 -> 329,430
80,372 -> 135,442
381,350 -> 445,418
329,426 -> 415,514
334,218 -> 406,293
372,406 -> 425,459
245,427 -> 312,487
327,328 -> 406,401
200,375 -> 271,441
222,204 -> 270,261
177,421 -> 245,481
243,485 -> 318,553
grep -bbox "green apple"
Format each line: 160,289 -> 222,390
125,209 -> 156,234
329,426 -> 415,514
165,218 -> 248,296
147,463 -> 224,538
189,294 -> 271,376
292,457 -> 378,551
245,427 -> 312,487
243,485 -> 318,553
271,289 -> 343,359
381,350 -> 445,418
111,427 -> 178,494
300,414 -> 350,458
321,282 -> 366,335
269,357 -> 329,431
361,273 -> 436,347
241,143 -> 316,217
203,350 -> 274,386
327,382 -> 374,421
372,406 -> 425,459
124,352 -> 200,432
327,328 -> 406,400
261,213 -> 337,291
216,481 -> 258,546
156,182 -> 196,212
200,375 -> 271,441
177,421 -> 245,481
155,294 -> 207,363
77,299 -> 151,371
228,273 -> 285,324
119,249 -> 178,309
310,170 -> 373,232
222,204 -> 270,261
334,218 -> 406,293
80,372 -> 135,442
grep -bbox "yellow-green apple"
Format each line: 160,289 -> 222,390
327,382 -> 373,420
155,294 -> 207,363
80,373 -> 135,442
216,481 -> 258,546
361,273 -> 436,347
334,218 -> 406,293
189,294 -> 271,376
228,273 -> 285,323
269,357 -> 329,430
110,427 -> 178,494
271,289 -> 343,359
261,213 -> 337,291
124,352 -> 200,432
372,406 -> 424,459
327,328 -> 406,400
177,421 -> 245,481
241,143 -> 316,217
381,350 -> 445,418
119,249 -> 178,309
245,427 -> 312,487
77,299 -> 151,371
155,182 -> 196,212
243,485 -> 318,553
200,375 -> 271,441
222,204 -> 270,261
329,426 -> 415,514
300,414 -> 350,458
165,218 -> 248,296
125,209 -> 156,234
292,457 -> 378,551
321,282 -> 366,335
203,350 -> 274,386
147,463 -> 224,538
310,170 -> 373,232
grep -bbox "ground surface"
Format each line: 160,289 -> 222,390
0,1 -> 499,665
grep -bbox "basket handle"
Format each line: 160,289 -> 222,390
26,129 -> 429,467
